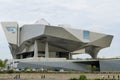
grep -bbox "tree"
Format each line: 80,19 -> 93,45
86,65 -> 97,72
0,59 -> 8,70
92,65 -> 97,72
0,59 -> 3,69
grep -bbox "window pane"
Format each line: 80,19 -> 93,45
6,27 -> 16,32
83,30 -> 90,40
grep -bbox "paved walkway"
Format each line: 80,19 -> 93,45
0,73 -> 120,80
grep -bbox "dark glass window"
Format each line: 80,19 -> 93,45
20,27 -> 22,31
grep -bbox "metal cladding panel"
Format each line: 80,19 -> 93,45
63,27 -> 83,41
100,60 -> 120,72
20,24 -> 45,44
90,32 -> 106,42
64,27 -> 110,43
44,26 -> 80,42
90,35 -> 113,47
1,22 -> 19,45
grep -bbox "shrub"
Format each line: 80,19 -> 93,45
7,69 -> 14,73
69,78 -> 78,80
79,75 -> 87,80
0,70 -> 3,73
94,79 -> 101,80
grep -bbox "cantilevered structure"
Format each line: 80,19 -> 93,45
1,22 -> 113,59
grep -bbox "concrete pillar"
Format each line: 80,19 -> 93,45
34,40 -> 38,58
20,55 -> 23,59
25,45 -> 29,52
13,54 -> 16,59
86,46 -> 101,59
45,41 -> 49,58
69,53 -> 72,60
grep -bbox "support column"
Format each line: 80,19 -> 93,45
13,54 -> 16,59
34,40 -> 38,58
69,53 -> 72,60
20,55 -> 23,59
86,46 -> 101,59
45,41 -> 49,58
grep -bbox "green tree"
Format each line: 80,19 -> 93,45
92,65 -> 97,72
86,65 -> 97,72
0,59 -> 3,69
0,59 -> 8,70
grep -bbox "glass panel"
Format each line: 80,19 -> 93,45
6,26 -> 16,32
83,30 -> 90,40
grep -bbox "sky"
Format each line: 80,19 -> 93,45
0,0 -> 120,60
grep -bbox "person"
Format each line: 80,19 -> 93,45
43,75 -> 45,78
108,75 -> 109,79
113,75 -> 115,79
41,75 -> 45,79
41,75 -> 43,79
18,74 -> 20,79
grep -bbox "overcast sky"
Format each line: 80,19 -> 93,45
0,0 -> 120,60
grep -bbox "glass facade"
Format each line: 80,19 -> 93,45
6,26 -> 16,32
83,30 -> 90,40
